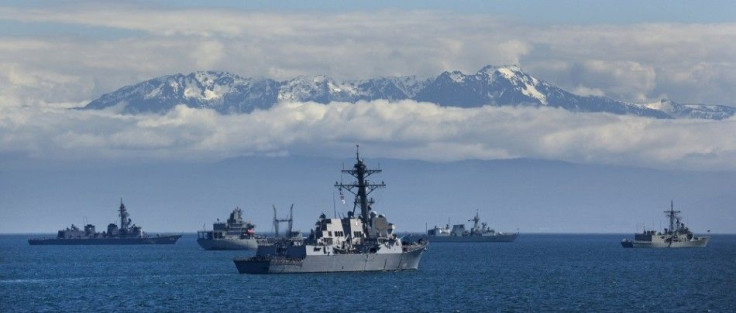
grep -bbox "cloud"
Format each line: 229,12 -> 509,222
0,62 -> 91,106
571,60 -> 657,102
2,6 -> 734,108
2,101 -> 735,171
571,85 -> 605,97
1,4 -> 735,171
191,40 -> 226,69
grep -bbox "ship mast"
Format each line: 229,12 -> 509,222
469,210 -> 481,231
335,145 -> 385,228
665,200 -> 681,235
119,198 -> 130,232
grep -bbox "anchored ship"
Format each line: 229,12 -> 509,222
28,199 -> 181,245
233,146 -> 427,274
621,201 -> 709,248
197,207 -> 263,250
427,211 -> 518,242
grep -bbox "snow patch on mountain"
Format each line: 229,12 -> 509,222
522,84 -> 547,105
145,85 -> 164,100
496,67 -> 517,80
642,99 -> 673,111
448,71 -> 466,83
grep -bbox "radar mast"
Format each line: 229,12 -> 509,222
335,145 -> 385,229
665,200 -> 681,235
119,198 -> 130,232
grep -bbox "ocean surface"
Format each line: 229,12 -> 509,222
1,233 -> 734,312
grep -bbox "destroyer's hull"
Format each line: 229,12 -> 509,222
234,247 -> 425,274
197,237 -> 259,250
621,237 -> 709,248
28,235 -> 181,245
428,233 -> 517,242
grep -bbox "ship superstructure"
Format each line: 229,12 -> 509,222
621,201 -> 709,248
29,199 -> 181,245
233,146 -> 427,274
197,207 -> 263,250
427,211 -> 517,242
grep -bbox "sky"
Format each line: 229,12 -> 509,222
1,1 -> 735,233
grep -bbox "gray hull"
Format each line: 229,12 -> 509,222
197,237 -> 259,250
428,233 -> 517,242
622,237 -> 709,248
28,235 -> 181,245
234,247 -> 425,274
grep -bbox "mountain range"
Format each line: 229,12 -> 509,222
84,65 -> 735,120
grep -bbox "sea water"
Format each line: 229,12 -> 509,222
1,234 -> 734,312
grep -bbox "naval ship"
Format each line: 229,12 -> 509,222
621,201 -> 709,248
197,207 -> 263,250
233,146 -> 427,274
28,200 -> 181,245
427,211 -> 518,242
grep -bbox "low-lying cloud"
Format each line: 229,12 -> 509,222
2,101 -> 735,171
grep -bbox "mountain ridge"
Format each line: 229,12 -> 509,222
84,65 -> 736,120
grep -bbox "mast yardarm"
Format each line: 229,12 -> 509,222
334,145 -> 385,228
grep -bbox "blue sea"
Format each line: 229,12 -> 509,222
1,234 -> 734,312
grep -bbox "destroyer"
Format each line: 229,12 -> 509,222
197,207 -> 263,250
233,146 -> 427,274
427,211 -> 517,242
621,201 -> 709,248
28,199 -> 181,245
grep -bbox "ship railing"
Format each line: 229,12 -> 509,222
246,256 -> 303,265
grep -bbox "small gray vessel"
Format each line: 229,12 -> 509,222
427,211 -> 518,242
197,207 -> 262,250
233,146 -> 427,274
28,199 -> 181,245
621,201 -> 709,248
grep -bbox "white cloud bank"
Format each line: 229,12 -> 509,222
1,4 -> 735,171
2,101 -> 735,171
1,6 -> 735,108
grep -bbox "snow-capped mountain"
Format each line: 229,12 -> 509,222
83,65 -> 735,119
639,99 -> 735,120
85,72 -> 280,114
412,65 -> 671,118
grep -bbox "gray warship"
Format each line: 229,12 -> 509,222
28,199 -> 181,245
197,207 -> 262,250
427,211 -> 518,242
233,146 -> 427,274
621,201 -> 709,248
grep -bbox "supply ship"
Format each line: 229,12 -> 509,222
233,146 -> 427,274
28,199 -> 181,245
621,201 -> 709,248
427,211 -> 517,242
197,207 -> 263,250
